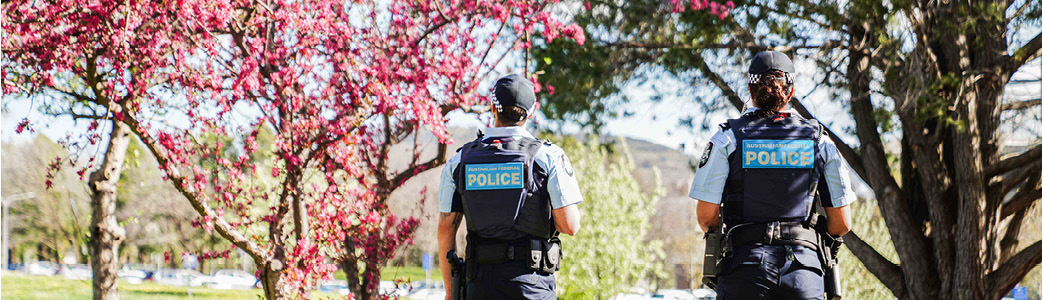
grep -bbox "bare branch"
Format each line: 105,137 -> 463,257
843,232 -> 907,297
790,98 -> 868,180
985,240 -> 1042,300
600,40 -> 844,53
987,144 -> 1042,178
691,52 -> 744,111
1006,33 -> 1042,80
1001,184 -> 1042,219
1001,98 -> 1042,111
390,143 -> 448,189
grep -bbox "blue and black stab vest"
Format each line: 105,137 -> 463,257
454,134 -> 555,244
722,111 -> 824,227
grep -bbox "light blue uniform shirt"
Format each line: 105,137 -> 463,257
689,108 -> 856,208
438,126 -> 584,213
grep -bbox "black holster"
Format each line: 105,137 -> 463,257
813,214 -> 843,300
702,226 -> 725,290
446,250 -> 466,300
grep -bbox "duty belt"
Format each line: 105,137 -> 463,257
728,221 -> 819,250
472,244 -> 532,264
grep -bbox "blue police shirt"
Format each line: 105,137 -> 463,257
439,126 -> 584,213
689,108 -> 856,208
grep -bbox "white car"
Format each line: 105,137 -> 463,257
692,288 -> 716,300
652,289 -> 696,300
406,287 -> 447,300
379,280 -> 410,297
59,264 -> 92,280
320,279 -> 351,296
152,269 -> 208,287
118,268 -> 148,284
199,269 -> 258,290
23,261 -> 59,276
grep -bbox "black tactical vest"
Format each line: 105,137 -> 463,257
454,134 -> 555,244
721,111 -> 824,227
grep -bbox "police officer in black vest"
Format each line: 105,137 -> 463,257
689,51 -> 855,300
437,74 -> 583,300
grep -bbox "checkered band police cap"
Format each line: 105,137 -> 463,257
490,74 -> 537,121
748,51 -> 795,86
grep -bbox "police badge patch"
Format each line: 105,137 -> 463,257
560,154 -> 575,176
699,142 -> 713,168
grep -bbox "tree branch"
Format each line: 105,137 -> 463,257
993,159 -> 1042,199
692,53 -> 744,111
790,98 -> 867,180
390,143 -> 448,189
843,232 -> 907,297
600,40 -> 843,53
1001,182 -> 1042,219
118,109 -> 267,262
1006,32 -> 1042,80
985,240 -> 1042,300
1001,99 -> 1042,111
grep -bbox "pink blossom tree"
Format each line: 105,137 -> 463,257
3,0 -> 583,299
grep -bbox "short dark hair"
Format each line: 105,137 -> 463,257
496,106 -> 528,126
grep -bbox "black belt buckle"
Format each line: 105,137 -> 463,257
764,221 -> 781,245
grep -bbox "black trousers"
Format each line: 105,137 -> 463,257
466,260 -> 556,300
716,244 -> 825,300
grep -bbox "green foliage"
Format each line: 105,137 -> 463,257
549,136 -> 668,299
533,0 -> 734,130
838,200 -> 899,300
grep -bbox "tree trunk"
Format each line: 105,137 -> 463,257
259,260 -> 289,300
341,255 -> 379,300
88,121 -> 131,300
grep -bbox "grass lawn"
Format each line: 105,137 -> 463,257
333,266 -> 442,283
0,273 -> 343,300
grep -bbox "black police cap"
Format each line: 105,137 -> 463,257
748,51 -> 795,75
491,74 -> 536,120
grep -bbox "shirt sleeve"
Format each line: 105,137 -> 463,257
536,145 -> 584,209
688,129 -> 733,204
438,152 -> 462,213
819,136 -> 856,207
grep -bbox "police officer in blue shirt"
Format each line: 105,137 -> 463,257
437,74 -> 583,300
690,51 -> 854,300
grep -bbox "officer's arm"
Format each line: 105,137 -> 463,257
696,201 -> 722,233
553,204 -> 581,235
819,136 -> 856,236
437,212 -> 463,292
543,146 -> 584,236
436,153 -> 462,295
824,206 -> 851,236
690,129 -> 731,233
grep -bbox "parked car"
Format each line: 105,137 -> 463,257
23,261 -> 59,276
198,269 -> 258,290
319,280 -> 351,296
59,264 -> 92,280
152,269 -> 208,287
378,280 -> 409,297
652,289 -> 696,300
118,268 -> 148,284
692,288 -> 716,300
406,287 -> 447,300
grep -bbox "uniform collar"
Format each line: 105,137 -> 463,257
484,126 -> 534,138
744,107 -> 799,115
